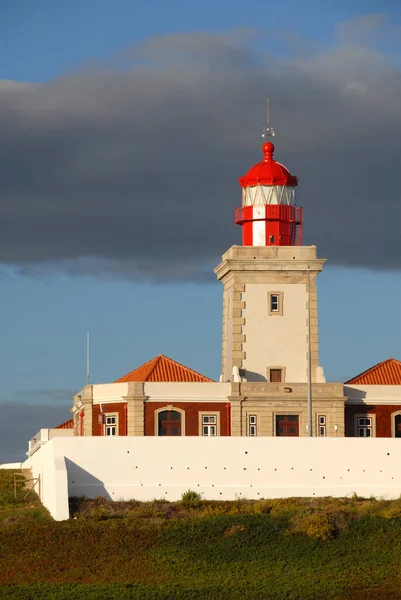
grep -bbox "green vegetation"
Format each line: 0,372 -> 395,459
1,471 -> 401,599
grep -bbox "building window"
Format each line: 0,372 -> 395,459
105,415 -> 118,436
357,417 -> 372,437
318,415 -> 326,437
391,412 -> 401,438
249,415 -> 257,436
268,292 -> 283,316
202,415 -> 217,436
199,412 -> 220,436
158,410 -> 182,436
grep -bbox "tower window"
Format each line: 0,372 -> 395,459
268,292 -> 283,316
270,294 -> 279,311
269,369 -> 282,383
267,366 -> 286,383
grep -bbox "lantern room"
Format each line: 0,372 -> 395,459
235,141 -> 302,246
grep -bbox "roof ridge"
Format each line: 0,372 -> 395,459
115,354 -> 213,383
345,357 -> 401,385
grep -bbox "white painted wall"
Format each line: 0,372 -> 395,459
345,385 -> 401,405
242,283 -> 307,382
92,383 -> 128,403
26,437 -> 401,520
27,440 -> 69,521
144,382 -> 231,401
84,382 -> 230,404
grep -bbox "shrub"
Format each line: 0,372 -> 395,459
289,510 -> 337,541
180,489 -> 202,505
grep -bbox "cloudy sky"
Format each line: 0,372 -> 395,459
1,0 -> 400,462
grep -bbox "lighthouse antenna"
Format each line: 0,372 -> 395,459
262,98 -> 275,139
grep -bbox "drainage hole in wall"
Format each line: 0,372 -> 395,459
245,451 -> 248,454
363,470 -> 365,472
165,492 -> 168,495
257,492 -> 260,495
387,453 -> 390,456
170,467 -> 173,469
380,470 -> 382,472
291,467 -> 293,470
212,484 -> 214,487
274,468 -> 277,471
258,468 -> 260,471
141,483 -> 143,486
187,467 -> 189,469
135,466 -> 138,469
250,485 -> 253,488
347,469 -> 350,471
220,492 -> 223,495
243,467 -> 247,470
313,492 -> 316,496
71,481 -> 74,484
224,467 -> 226,470
159,483 -> 161,486
340,477 -> 342,479
205,466 -> 208,469
323,476 -> 325,479
127,451 -> 130,454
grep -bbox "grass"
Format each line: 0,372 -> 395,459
1,471 -> 401,599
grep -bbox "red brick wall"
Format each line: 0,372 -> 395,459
92,403 -> 127,436
145,402 -> 229,436
345,404 -> 401,437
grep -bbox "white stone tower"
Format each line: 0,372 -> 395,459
214,134 -> 326,385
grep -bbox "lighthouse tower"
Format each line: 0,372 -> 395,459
214,108 -> 327,386
235,140 -> 302,247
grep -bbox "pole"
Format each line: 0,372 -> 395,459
86,332 -> 90,385
307,267 -> 313,436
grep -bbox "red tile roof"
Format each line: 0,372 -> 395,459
346,358 -> 401,385
55,418 -> 74,429
115,354 -> 213,383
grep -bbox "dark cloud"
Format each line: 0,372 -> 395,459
0,403 -> 71,464
0,389 -> 75,406
0,17 -> 400,281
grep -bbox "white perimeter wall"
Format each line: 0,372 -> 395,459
26,437 -> 401,520
242,283 -> 307,382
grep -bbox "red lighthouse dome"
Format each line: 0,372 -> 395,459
239,142 -> 298,188
235,141 -> 302,247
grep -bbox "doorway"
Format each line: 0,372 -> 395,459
276,415 -> 299,436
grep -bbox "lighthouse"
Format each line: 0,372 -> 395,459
235,141 -> 302,247
215,104 -> 327,386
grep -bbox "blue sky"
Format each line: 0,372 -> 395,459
0,0 -> 400,462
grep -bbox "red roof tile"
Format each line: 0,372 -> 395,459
55,419 -> 74,429
115,354 -> 213,383
346,358 -> 401,385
